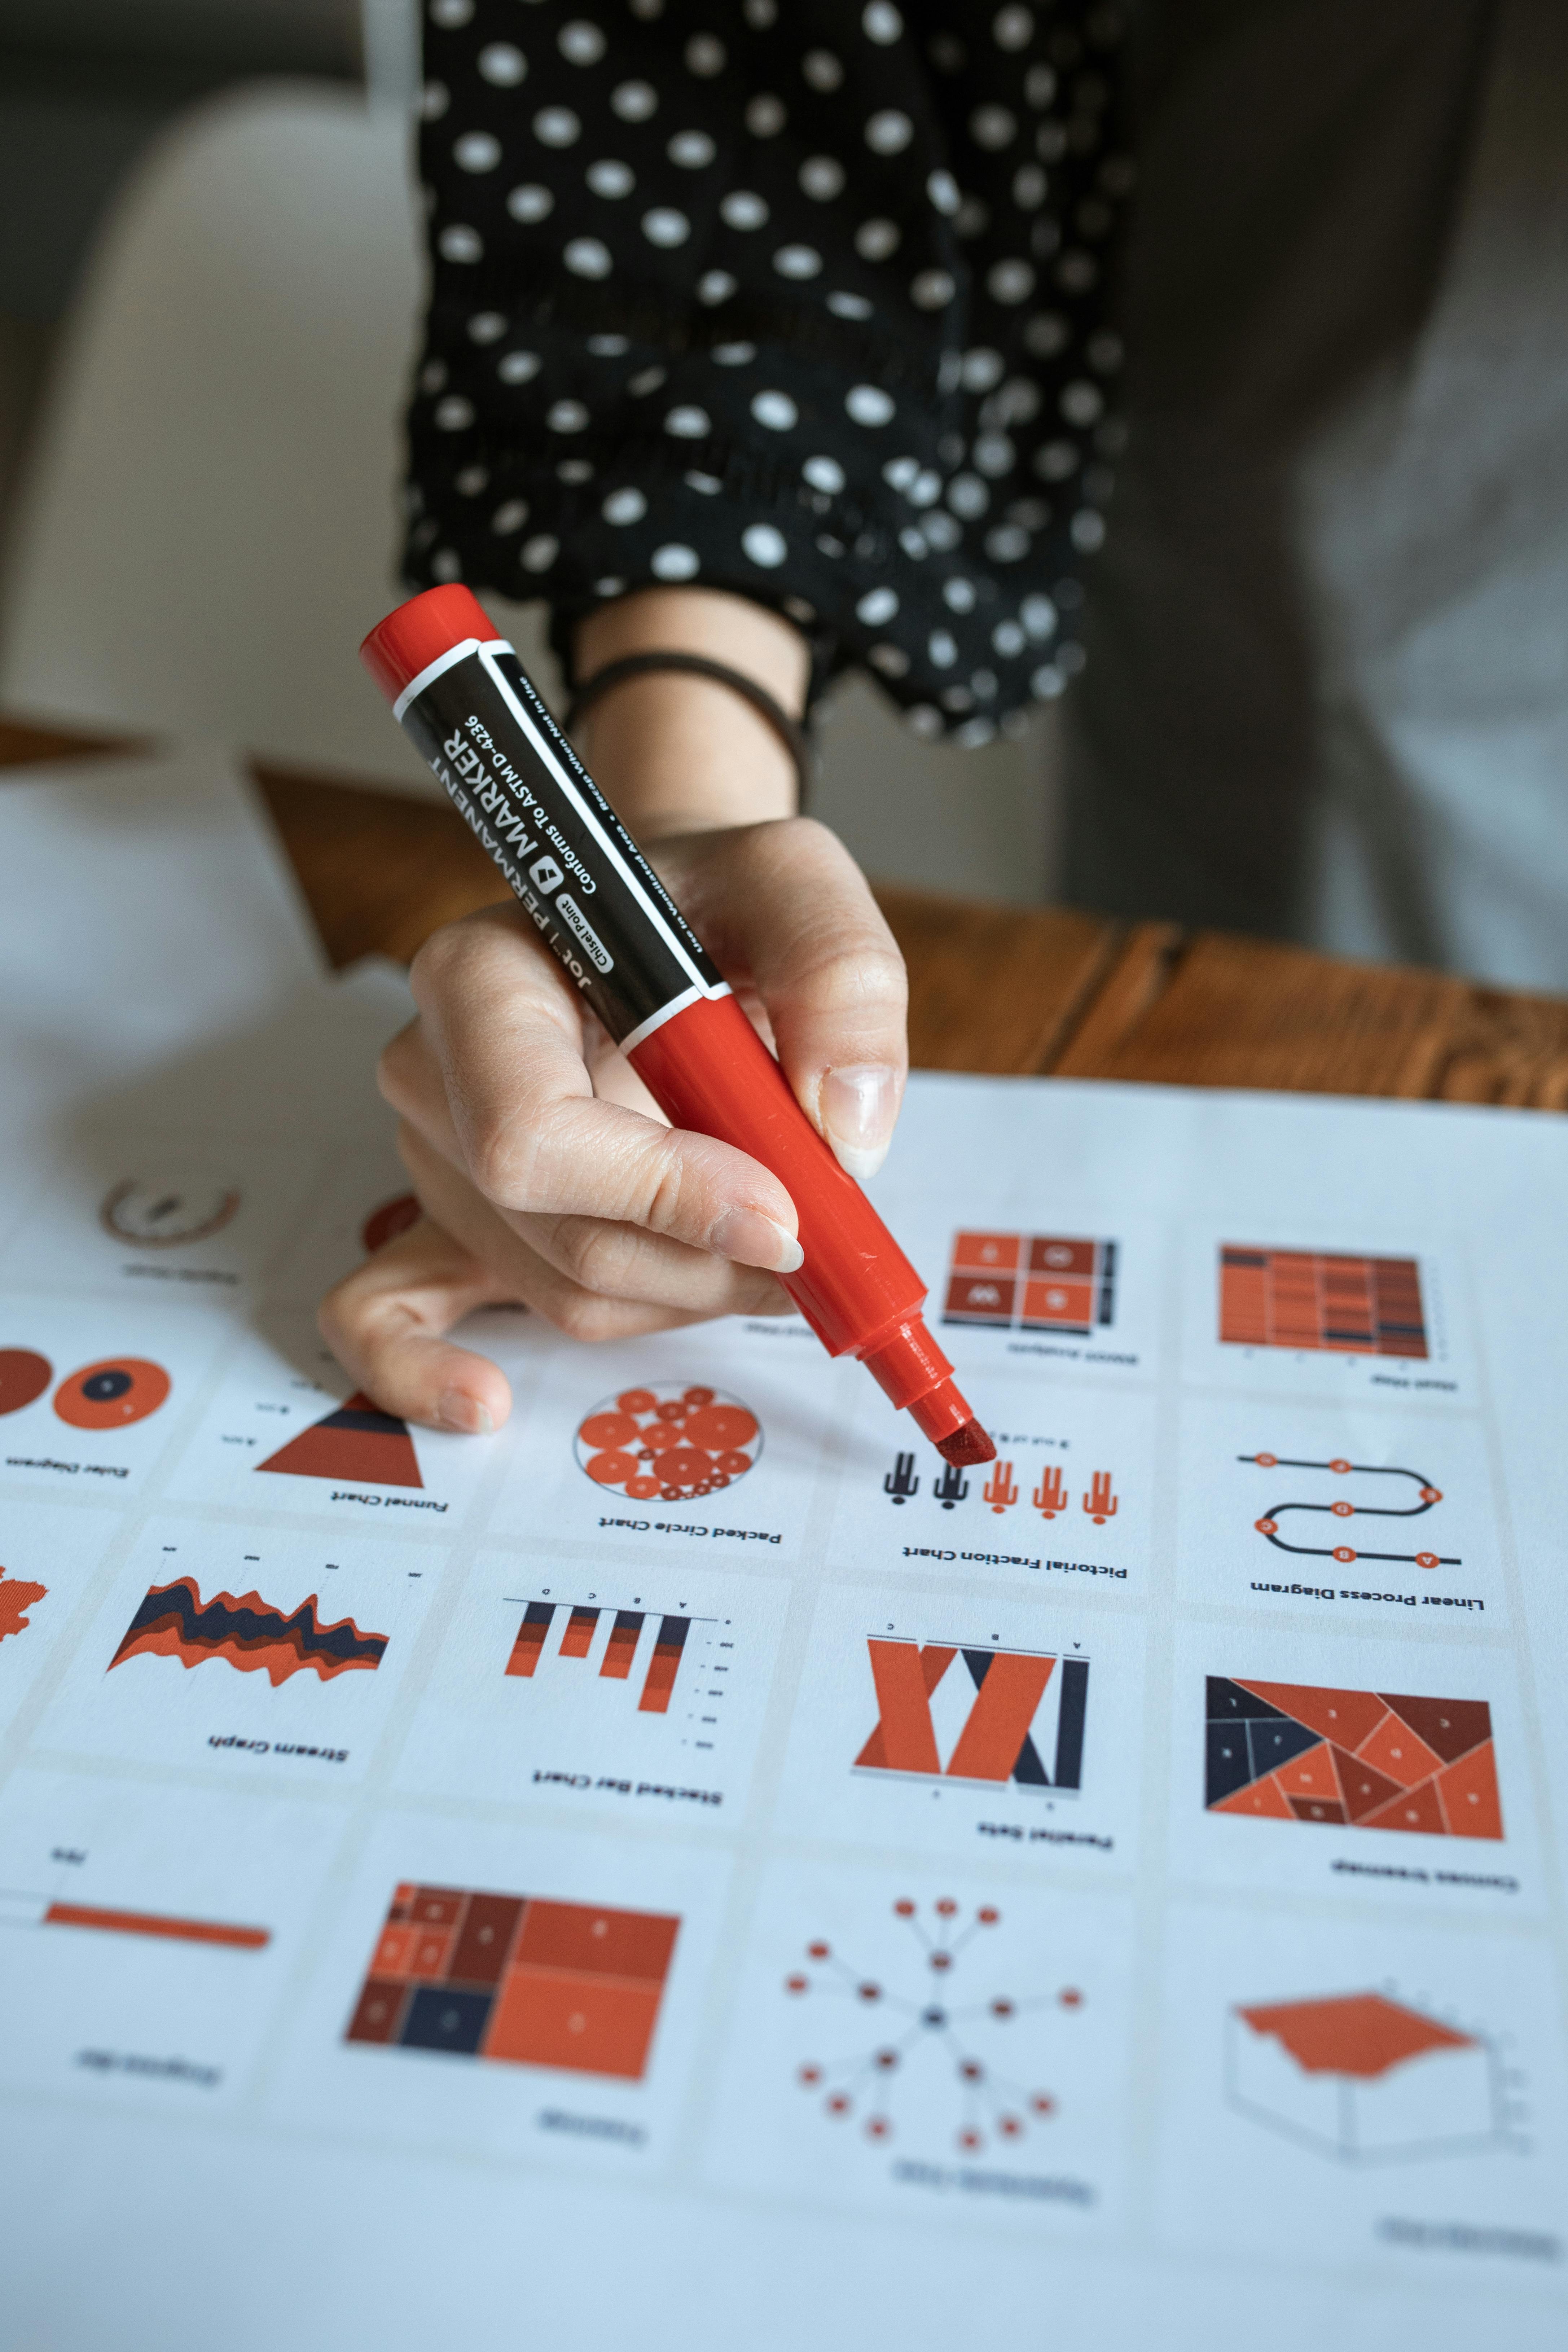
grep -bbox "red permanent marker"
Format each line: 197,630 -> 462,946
361,584 -> 994,1468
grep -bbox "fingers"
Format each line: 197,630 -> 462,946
317,1215 -> 517,1434
661,819 -> 909,1180
398,1122 -> 790,1332
399,905 -> 804,1270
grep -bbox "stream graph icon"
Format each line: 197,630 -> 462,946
1242,1453 -> 1457,1570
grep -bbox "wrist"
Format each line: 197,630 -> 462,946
572,588 -> 809,838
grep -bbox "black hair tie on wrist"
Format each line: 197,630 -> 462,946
565,650 -> 813,808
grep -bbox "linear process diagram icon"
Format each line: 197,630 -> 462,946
1227,1989 -> 1511,2162
1206,1678 -> 1502,1838
1242,1452 -> 1457,1570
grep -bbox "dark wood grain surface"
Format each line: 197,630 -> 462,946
7,719 -> 1567,1108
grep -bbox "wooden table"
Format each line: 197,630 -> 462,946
8,718 -> 1568,1110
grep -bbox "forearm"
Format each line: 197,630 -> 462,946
571,589 -> 809,840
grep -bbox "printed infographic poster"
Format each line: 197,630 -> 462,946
880,1199 -> 1162,1386
1176,1397 -> 1506,1627
827,1369 -> 1154,1595
1154,1901 -> 1566,2271
269,1809 -> 728,2171
36,1517 -> 447,1786
706,1857 -> 1134,2232
1168,1623 -> 1542,1914
162,1308 -> 534,1528
773,1584 -> 1145,1872
1181,1229 -> 1471,1405
0,1765 -> 343,2109
485,1321 -> 848,1562
0,1123 -> 330,1306
0,1498 -> 122,1731
263,1131 -> 418,1307
0,1296 -> 232,1500
394,1551 -> 789,1823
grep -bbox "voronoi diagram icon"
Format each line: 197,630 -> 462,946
785,1897 -> 1082,2154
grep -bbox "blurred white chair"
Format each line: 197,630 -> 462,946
0,75 -> 1058,887
0,80 -> 495,790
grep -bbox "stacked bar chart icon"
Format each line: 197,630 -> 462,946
506,1599 -> 695,1715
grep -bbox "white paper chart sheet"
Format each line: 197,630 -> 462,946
1,781 -> 1565,2349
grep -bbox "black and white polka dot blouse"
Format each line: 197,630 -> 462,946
404,0 -> 1130,744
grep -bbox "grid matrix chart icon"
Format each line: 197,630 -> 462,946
943,1232 -> 1116,1338
346,1882 -> 679,2078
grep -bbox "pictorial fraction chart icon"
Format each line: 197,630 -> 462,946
1219,1248 -> 1428,1359
346,1882 -> 678,2079
0,1567 -> 47,1645
257,1394 -> 422,1488
787,1897 -> 1082,2155
0,1348 -> 171,1430
109,1577 -> 389,1688
1226,1990 -> 1513,2162
507,1599 -> 698,1715
98,1174 -> 241,1248
884,1448 -> 1119,1526
1206,1679 -> 1503,1839
856,1640 -> 1089,1791
1243,1453 -> 1457,1570
575,1382 -> 761,1503
943,1231 -> 1117,1337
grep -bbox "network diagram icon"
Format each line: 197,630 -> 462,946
785,1896 -> 1082,2155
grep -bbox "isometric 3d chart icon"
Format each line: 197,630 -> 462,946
1226,1990 -> 1509,2162
1205,1678 -> 1502,1838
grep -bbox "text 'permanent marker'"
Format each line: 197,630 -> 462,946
361,584 -> 994,1467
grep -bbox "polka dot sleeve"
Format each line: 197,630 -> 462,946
405,0 -> 1130,745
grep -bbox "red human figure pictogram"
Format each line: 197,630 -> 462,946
983,1460 -> 1018,1514
1083,1471 -> 1117,1524
1032,1466 -> 1066,1519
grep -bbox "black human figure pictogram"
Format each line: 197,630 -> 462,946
934,1463 -> 970,1511
884,1452 -> 920,1505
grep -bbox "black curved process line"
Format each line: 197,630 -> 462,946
1239,1453 -> 1460,1568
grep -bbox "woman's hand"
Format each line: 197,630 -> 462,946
318,588 -> 909,1434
